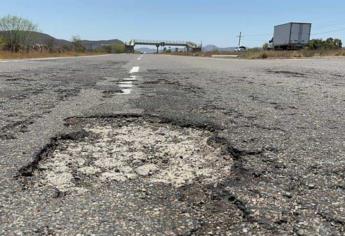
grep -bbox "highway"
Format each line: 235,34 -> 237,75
1,54 -> 345,235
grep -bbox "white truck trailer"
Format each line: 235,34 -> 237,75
273,22 -> 312,50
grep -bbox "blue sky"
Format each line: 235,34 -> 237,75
1,0 -> 345,47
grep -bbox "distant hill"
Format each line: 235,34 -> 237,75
0,31 -> 123,49
202,44 -> 237,52
136,47 -> 157,54
80,39 -> 123,50
137,45 -> 238,54
0,31 -> 71,48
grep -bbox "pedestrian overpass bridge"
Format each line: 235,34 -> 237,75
125,39 -> 202,53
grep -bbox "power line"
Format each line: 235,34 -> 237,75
236,23 -> 345,47
312,21 -> 345,30
240,24 -> 345,38
238,27 -> 345,41
242,33 -> 271,37
312,27 -> 345,36
315,24 -> 343,31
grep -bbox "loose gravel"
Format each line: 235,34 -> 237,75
34,118 -> 231,194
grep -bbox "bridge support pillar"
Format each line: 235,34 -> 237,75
156,44 -> 160,54
125,45 -> 135,53
192,47 -> 202,53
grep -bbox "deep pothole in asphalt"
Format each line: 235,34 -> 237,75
26,117 -> 232,195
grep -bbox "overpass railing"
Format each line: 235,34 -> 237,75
127,39 -> 200,48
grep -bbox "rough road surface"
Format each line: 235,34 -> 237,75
1,54 -> 345,235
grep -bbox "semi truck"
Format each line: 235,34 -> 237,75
272,22 -> 312,50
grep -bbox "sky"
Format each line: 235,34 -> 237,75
1,0 -> 345,47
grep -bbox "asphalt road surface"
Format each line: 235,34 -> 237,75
1,54 -> 345,235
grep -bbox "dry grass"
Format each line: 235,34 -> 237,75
164,51 -> 240,57
166,49 -> 345,59
239,49 -> 345,59
0,51 -> 107,60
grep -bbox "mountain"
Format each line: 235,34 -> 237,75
137,45 -> 238,54
0,31 -> 124,49
0,31 -> 71,48
202,44 -> 237,52
136,47 -> 157,54
80,39 -> 123,50
202,45 -> 218,52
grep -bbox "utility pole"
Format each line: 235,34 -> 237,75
237,32 -> 242,48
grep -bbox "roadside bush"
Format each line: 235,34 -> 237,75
96,43 -> 125,54
0,15 -> 39,52
262,43 -> 269,50
0,36 -> 6,50
72,36 -> 86,52
300,50 -> 315,57
62,44 -> 72,52
112,43 -> 125,53
307,38 -> 342,50
260,52 -> 268,59
335,49 -> 345,56
100,45 -> 113,53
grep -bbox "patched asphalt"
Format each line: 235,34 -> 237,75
1,54 -> 345,235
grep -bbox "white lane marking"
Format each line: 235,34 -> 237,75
118,79 -> 134,94
137,55 -> 144,61
118,68 -> 140,95
118,81 -> 133,84
130,66 -> 140,74
123,76 -> 137,81
118,81 -> 133,88
121,89 -> 132,94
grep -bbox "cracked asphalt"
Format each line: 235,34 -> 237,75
1,54 -> 345,235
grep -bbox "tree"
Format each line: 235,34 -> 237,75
307,39 -> 323,50
101,45 -> 113,53
308,38 -> 343,50
72,36 -> 86,52
46,38 -> 56,53
0,15 -> 39,52
111,43 -> 125,53
331,38 -> 342,48
335,39 -> 342,48
263,43 -> 269,50
0,36 -> 6,50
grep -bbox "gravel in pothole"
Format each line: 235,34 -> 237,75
35,119 -> 232,194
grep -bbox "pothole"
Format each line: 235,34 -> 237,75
28,117 -> 232,194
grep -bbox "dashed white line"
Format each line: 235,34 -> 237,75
118,81 -> 133,88
117,67 -> 140,95
118,81 -> 133,85
123,75 -> 137,81
121,89 -> 132,95
130,66 -> 140,74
